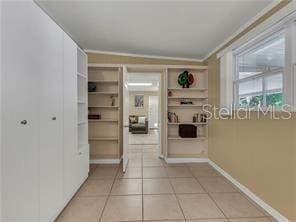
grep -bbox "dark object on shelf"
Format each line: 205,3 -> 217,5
88,82 -> 97,92
197,113 -> 207,123
178,70 -> 195,88
201,114 -> 207,123
88,114 -> 101,120
179,124 -> 197,138
168,91 -> 172,97
193,116 -> 197,122
111,96 -> 115,106
180,99 -> 193,105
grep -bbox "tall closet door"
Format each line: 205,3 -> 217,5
39,11 -> 64,222
2,2 -> 44,221
63,33 -> 78,203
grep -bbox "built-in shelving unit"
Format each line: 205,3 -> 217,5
88,64 -> 122,162
166,66 -> 208,158
77,48 -> 88,154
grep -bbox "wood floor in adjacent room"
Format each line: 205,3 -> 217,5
56,145 -> 275,222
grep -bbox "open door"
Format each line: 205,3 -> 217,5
122,66 -> 129,172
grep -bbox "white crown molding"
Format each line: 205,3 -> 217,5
208,160 -> 290,222
84,49 -> 203,63
202,0 -> 282,61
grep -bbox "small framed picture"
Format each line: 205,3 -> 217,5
135,95 -> 144,108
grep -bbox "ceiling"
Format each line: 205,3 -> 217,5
37,0 -> 273,60
128,73 -> 160,92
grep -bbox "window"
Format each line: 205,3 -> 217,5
234,32 -> 285,108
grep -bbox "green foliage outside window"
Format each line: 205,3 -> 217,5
239,93 -> 282,107
266,93 -> 282,106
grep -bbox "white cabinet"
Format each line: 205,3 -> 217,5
1,1 -> 89,222
63,34 -> 79,203
39,13 -> 64,222
2,2 -> 47,221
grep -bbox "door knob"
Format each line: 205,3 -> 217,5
20,120 -> 27,125
52,117 -> 57,120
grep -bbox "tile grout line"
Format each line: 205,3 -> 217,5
187,164 -> 228,220
187,164 -> 271,221
166,167 -> 187,221
97,165 -> 121,222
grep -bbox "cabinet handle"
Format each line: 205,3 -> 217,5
20,120 -> 27,125
52,117 -> 57,121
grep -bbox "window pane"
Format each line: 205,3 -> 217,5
265,73 -> 283,91
266,92 -> 283,106
238,78 -> 262,95
239,94 -> 263,107
238,33 -> 285,80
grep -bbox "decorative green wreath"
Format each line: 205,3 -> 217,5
178,70 -> 195,88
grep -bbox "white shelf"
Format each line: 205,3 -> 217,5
168,136 -> 207,140
89,137 -> 119,141
88,105 -> 119,109
168,122 -> 207,125
168,88 -> 207,91
168,96 -> 208,99
168,104 -> 203,107
78,121 -> 87,125
88,92 -> 118,95
88,80 -> 118,84
78,100 -> 86,104
89,119 -> 118,123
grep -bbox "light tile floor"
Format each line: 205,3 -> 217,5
56,145 -> 275,222
129,129 -> 159,145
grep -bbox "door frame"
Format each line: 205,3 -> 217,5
123,65 -> 167,159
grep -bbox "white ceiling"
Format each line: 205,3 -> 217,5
37,0 -> 273,60
128,73 -> 160,92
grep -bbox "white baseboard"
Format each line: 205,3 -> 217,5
208,160 -> 289,222
165,157 -> 209,164
90,159 -> 121,164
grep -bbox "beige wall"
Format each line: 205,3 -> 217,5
205,1 -> 295,220
129,91 -> 158,117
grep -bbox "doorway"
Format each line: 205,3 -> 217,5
122,67 -> 162,172
127,73 -> 160,146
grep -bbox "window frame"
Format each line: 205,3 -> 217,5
232,29 -> 286,109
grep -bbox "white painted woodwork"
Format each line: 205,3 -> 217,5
1,1 -> 89,222
122,66 -> 130,172
39,10 -> 64,221
63,34 -> 79,203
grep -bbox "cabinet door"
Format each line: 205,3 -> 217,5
2,2 -> 43,221
39,11 -> 64,222
63,33 -> 79,202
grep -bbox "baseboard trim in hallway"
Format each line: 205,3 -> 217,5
90,159 -> 121,164
165,157 -> 209,164
208,160 -> 289,222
